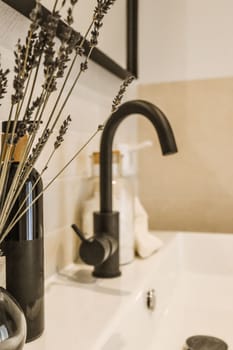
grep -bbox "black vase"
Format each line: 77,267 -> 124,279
2,163 -> 44,343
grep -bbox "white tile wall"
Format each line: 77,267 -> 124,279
0,2 -> 138,277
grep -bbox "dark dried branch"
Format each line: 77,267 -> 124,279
54,115 -> 72,149
11,2 -> 42,105
24,96 -> 44,124
112,75 -> 135,112
91,0 -> 116,47
0,0 -> 121,241
66,0 -> 79,25
0,68 -> 10,105
26,128 -> 51,169
29,0 -> 42,31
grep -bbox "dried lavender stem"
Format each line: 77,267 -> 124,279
39,19 -> 96,133
14,0 -> 105,175
0,104 -> 23,195
3,58 -> 59,203
8,27 -> 35,136
5,148 -> 56,233
0,147 -> 13,197
6,113 -> 72,227
7,101 -> 21,147
16,15 -> 96,167
20,36 -> 95,177
23,54 -> 43,120
0,90 -> 51,231
3,70 -> 134,237
0,102 -> 21,198
17,69 -> 33,118
44,46 -> 95,134
0,31 -> 35,166
5,115 -> 71,230
0,85 -> 51,227
51,68 -> 82,129
22,30 -> 33,78
0,5 -> 39,166
1,54 -> 87,231
2,128 -> 100,240
0,44 -> 73,229
53,0 -> 59,13
41,53 -> 78,132
3,43 -> 107,229
80,19 -> 95,46
0,49 -> 70,230
25,64 -> 83,178
11,70 -> 36,149
34,5 -> 97,134
17,44 -> 67,175
0,104 -> 14,164
0,0 -> 117,238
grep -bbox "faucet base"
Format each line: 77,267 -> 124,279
93,211 -> 121,278
92,269 -> 121,278
2,238 -> 44,342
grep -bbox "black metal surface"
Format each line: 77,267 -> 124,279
71,223 -> 117,267
3,239 -> 44,343
92,99 -> 177,278
1,162 -> 44,342
93,211 -> 120,278
1,0 -> 138,79
99,100 -> 178,213
185,335 -> 228,350
2,121 -> 26,133
79,237 -> 109,266
127,0 -> 138,78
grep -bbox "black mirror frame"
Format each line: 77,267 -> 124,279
1,0 -> 138,80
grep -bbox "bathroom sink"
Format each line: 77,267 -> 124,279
103,232 -> 233,350
25,232 -> 233,350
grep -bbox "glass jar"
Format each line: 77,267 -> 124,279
0,251 -> 27,350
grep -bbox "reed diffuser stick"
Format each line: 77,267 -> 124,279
2,74 -> 134,240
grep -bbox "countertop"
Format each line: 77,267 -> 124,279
24,232 -> 174,350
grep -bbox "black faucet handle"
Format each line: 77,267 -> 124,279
71,224 -> 88,242
71,224 -> 117,267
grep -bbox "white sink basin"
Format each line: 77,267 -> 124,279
25,232 -> 233,350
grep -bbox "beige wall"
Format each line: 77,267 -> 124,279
138,77 -> 233,233
139,0 -> 233,83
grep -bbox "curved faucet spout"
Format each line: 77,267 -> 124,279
99,99 -> 178,212
92,99 -> 178,278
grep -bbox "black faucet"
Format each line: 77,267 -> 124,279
72,100 -> 178,278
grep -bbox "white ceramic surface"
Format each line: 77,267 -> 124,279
25,232 -> 233,350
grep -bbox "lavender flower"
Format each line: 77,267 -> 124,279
0,67 -> 9,105
42,12 -> 60,92
29,0 -> 42,32
112,75 -> 135,112
24,96 -> 44,124
91,0 -> 116,47
67,31 -> 82,55
66,0 -> 79,25
27,128 -> 51,167
11,2 -> 43,105
54,115 -> 72,149
0,0 -> 124,241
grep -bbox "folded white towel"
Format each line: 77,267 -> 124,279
134,196 -> 163,258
